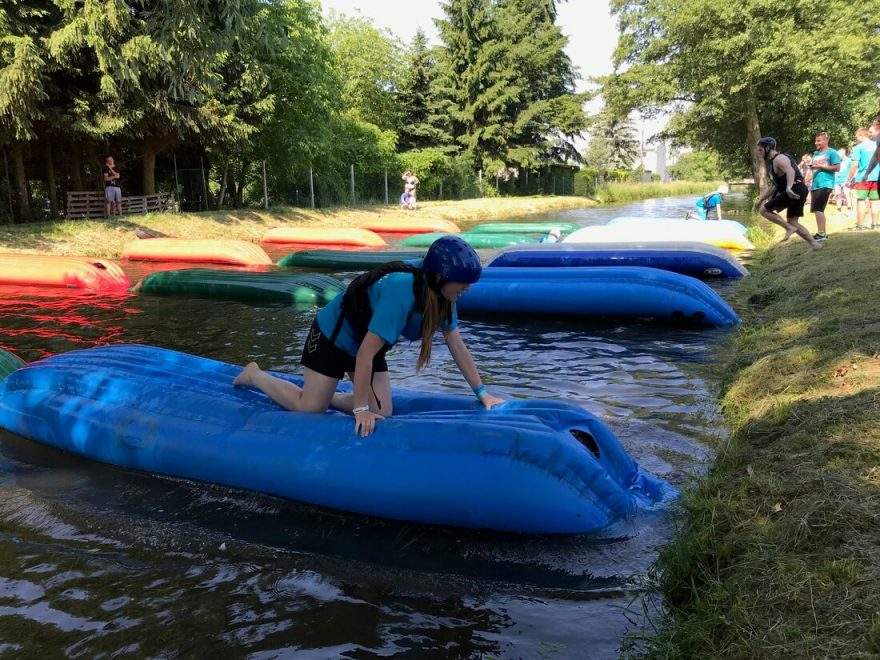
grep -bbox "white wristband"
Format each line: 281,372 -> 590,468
352,405 -> 370,415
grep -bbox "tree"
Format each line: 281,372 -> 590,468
325,11 -> 405,134
435,0 -> 509,171
667,150 -> 724,181
604,0 -> 880,189
0,0 -> 263,219
397,29 -> 450,151
493,0 -> 588,168
435,0 -> 587,174
210,0 -> 338,207
585,112 -> 640,172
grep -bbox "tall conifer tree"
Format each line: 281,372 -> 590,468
398,29 -> 450,151
494,0 -> 587,167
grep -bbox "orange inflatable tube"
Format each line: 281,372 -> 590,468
355,218 -> 461,234
261,227 -> 387,247
0,253 -> 131,291
121,239 -> 272,266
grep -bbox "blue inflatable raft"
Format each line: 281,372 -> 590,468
0,345 -> 675,534
460,267 -> 740,326
487,242 -> 748,278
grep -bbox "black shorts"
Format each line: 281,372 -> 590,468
300,320 -> 388,380
765,182 -> 809,220
810,187 -> 832,213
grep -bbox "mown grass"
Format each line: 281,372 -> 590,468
633,213 -> 880,658
0,196 -> 594,258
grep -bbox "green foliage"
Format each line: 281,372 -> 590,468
595,179 -> 713,202
435,0 -> 587,171
325,11 -> 405,134
637,234 -> 880,657
398,30 -> 450,151
573,167 -> 599,196
584,112 -> 640,172
604,0 -> 880,181
0,0 -> 589,219
668,150 -> 725,182
492,0 -> 589,166
399,148 -> 453,199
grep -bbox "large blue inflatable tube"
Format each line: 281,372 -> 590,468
0,345 -> 676,534
461,267 -> 740,326
487,242 -> 748,278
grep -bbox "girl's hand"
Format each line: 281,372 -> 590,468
479,394 -> 504,410
354,409 -> 384,437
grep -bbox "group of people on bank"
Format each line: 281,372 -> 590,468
695,123 -> 880,250
756,123 -> 879,249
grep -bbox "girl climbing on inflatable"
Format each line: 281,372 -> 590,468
233,235 -> 503,436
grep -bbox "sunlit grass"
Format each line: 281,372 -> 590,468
0,196 -> 599,258
634,230 -> 880,658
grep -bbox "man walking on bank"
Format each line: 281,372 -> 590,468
753,137 -> 823,250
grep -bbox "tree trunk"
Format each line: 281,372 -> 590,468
86,143 -> 101,188
745,96 -> 767,195
218,161 -> 229,210
45,143 -> 58,218
142,146 -> 156,195
11,143 -> 28,222
69,147 -> 83,191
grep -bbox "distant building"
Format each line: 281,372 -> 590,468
637,139 -> 670,181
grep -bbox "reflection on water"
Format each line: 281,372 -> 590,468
0,197 -> 738,657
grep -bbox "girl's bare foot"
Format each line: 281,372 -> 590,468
781,225 -> 795,242
233,362 -> 260,387
811,241 -> 824,251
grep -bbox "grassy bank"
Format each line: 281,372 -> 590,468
0,196 -> 593,258
0,183 -> 723,258
596,180 -> 721,203
639,222 -> 880,657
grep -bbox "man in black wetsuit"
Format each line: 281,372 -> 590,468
753,137 -> 823,250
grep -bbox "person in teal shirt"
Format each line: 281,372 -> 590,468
808,132 -> 841,240
833,147 -> 851,214
233,236 -> 503,437
846,126 -> 879,230
693,184 -> 729,220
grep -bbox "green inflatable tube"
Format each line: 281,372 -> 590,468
135,269 -> 344,305
399,232 -> 538,249
0,348 -> 25,380
278,249 -> 427,270
467,221 -> 580,235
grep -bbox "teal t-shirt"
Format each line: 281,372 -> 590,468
835,157 -> 851,186
316,271 -> 458,357
810,148 -> 841,190
852,139 -> 879,182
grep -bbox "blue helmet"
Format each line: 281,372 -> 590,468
423,235 -> 482,284
757,136 -> 777,150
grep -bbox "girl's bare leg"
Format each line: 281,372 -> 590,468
233,363 -> 337,412
330,371 -> 393,415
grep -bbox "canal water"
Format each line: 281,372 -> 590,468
0,196 -> 742,658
